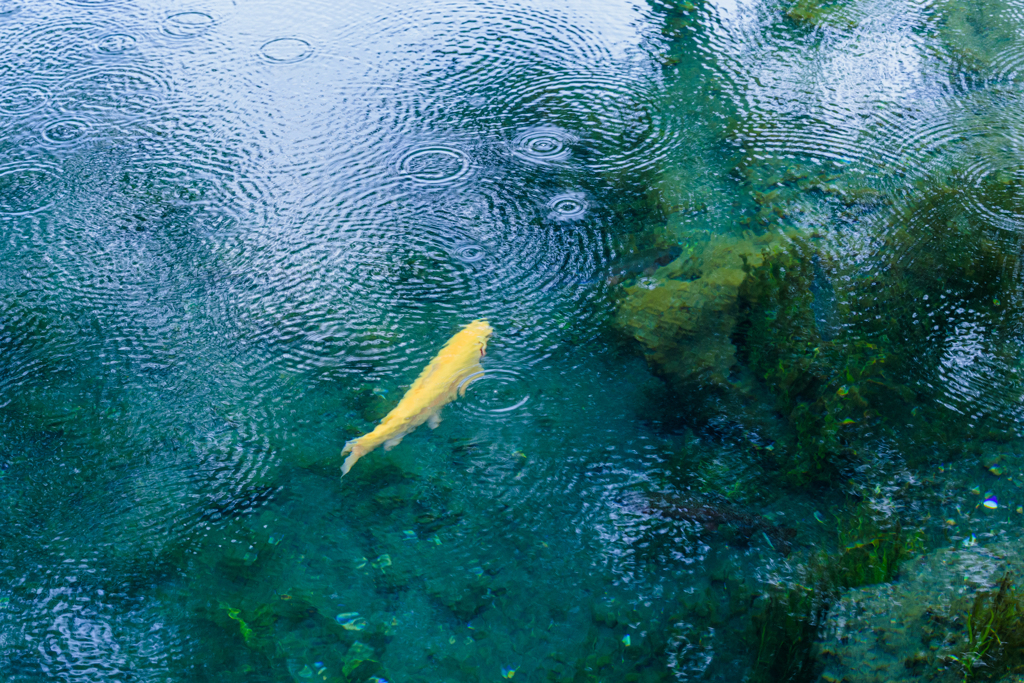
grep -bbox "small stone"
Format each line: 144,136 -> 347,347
336,612 -> 368,631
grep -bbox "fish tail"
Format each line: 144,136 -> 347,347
340,439 -> 366,477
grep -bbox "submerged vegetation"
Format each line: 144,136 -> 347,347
617,164 -> 1024,488
950,573 -> 1024,681
831,510 -> 921,589
750,580 -> 830,683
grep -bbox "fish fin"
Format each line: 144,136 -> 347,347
340,441 -> 365,477
383,436 -> 404,451
427,412 -> 441,429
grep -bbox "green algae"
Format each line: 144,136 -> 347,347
221,601 -> 275,648
831,507 -> 924,588
212,594 -> 388,683
950,573 -> 1024,681
620,153 -> 1024,485
615,225 -> 901,486
750,578 -> 831,683
614,229 -> 794,387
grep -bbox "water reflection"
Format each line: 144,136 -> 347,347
2,0 -> 1024,679
0,0 -> 686,680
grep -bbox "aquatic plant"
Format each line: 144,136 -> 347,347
616,227 -> 902,486
950,573 -> 1024,681
831,510 -> 921,588
750,579 -> 832,683
739,235 -> 910,486
220,601 -> 275,649
211,596 -> 388,682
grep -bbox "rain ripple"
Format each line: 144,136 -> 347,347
162,11 -> 217,39
260,37 -> 314,63
397,145 -> 473,185
0,160 -> 62,215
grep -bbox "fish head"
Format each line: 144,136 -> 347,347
463,319 -> 493,357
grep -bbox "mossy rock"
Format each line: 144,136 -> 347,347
820,535 -> 1024,683
615,230 -> 794,387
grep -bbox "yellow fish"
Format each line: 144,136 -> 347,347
341,319 -> 493,475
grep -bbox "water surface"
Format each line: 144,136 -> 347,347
1,0 -> 1023,681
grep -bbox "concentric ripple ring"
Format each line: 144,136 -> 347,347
163,11 -> 215,38
260,37 -> 314,63
0,162 -> 61,215
398,146 -> 472,184
0,86 -> 49,115
452,242 -> 488,263
512,126 -> 577,165
41,118 -> 90,144
457,367 -> 531,418
546,192 -> 588,221
96,33 -> 137,54
960,156 -> 1024,231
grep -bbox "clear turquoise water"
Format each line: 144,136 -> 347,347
1,0 -> 1023,680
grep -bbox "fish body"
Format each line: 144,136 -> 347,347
341,319 -> 493,475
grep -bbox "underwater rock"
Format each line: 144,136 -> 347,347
614,230 -> 793,387
211,595 -> 389,683
818,535 -> 1024,683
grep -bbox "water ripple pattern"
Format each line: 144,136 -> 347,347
0,0 -> 936,681
547,191 -> 588,221
396,145 -> 473,184
512,126 -> 578,165
162,11 -> 216,38
259,36 -> 314,63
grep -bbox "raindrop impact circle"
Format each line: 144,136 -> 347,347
260,37 -> 313,63
453,243 -> 487,263
547,192 -> 587,221
0,87 -> 48,115
458,368 -> 531,417
97,33 -> 137,53
964,162 -> 1024,228
398,146 -> 471,184
42,119 -> 89,144
0,164 -> 60,215
512,126 -> 577,164
164,11 -> 215,37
